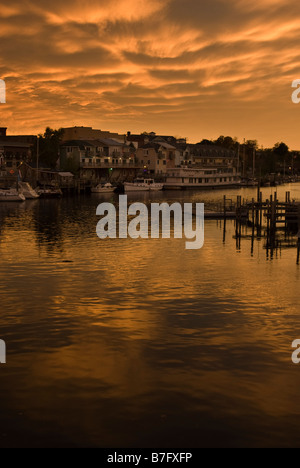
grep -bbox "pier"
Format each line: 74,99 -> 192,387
205,192 -> 300,262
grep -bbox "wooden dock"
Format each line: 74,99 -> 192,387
204,191 -> 300,262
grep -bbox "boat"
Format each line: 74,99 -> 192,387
19,182 -> 40,199
164,167 -> 241,190
240,179 -> 258,187
91,183 -> 116,193
124,179 -> 164,192
0,189 -> 26,202
37,187 -> 63,198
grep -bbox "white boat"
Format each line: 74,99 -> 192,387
0,189 -> 26,202
19,182 -> 40,199
164,167 -> 241,190
91,183 -> 116,193
37,187 -> 63,198
124,179 -> 164,192
240,179 -> 258,187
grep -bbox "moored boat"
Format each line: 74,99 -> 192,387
240,179 -> 258,187
19,182 -> 40,199
37,187 -> 63,198
91,183 -> 116,193
164,167 -> 241,190
0,189 -> 26,202
124,179 -> 164,192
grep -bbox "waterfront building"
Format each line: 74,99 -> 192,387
136,140 -> 176,175
0,127 -> 36,175
61,126 -> 125,144
60,138 -> 140,183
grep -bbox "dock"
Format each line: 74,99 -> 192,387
201,191 -> 300,262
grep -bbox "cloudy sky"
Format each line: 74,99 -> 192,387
0,0 -> 300,148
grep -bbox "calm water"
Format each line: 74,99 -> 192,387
0,184 -> 300,447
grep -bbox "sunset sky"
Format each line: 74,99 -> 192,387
0,0 -> 300,148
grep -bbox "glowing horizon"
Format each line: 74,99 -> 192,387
0,0 -> 300,149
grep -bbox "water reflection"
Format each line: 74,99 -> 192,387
0,185 -> 299,447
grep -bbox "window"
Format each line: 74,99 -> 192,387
163,160 -> 166,165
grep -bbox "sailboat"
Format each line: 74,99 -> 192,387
0,188 -> 25,202
19,182 -> 40,199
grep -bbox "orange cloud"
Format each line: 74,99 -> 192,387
0,0 -> 300,148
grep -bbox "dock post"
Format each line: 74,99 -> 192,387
259,192 -> 263,228
297,206 -> 300,264
251,198 -> 255,225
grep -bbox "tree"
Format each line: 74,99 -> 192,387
37,127 -> 64,168
214,135 -> 238,150
245,140 -> 258,151
273,142 -> 289,162
197,139 -> 214,145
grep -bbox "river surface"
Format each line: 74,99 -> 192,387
0,184 -> 300,447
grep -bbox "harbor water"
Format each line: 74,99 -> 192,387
0,184 -> 300,447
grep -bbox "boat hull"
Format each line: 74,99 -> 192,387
124,184 -> 164,192
37,188 -> 63,199
149,186 -> 164,191
124,185 -> 150,192
22,190 -> 40,199
0,191 -> 25,202
38,192 -> 62,199
91,188 -> 116,193
164,183 -> 240,190
19,183 -> 40,199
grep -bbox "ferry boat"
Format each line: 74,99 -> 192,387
164,167 -> 241,190
91,183 -> 116,193
19,182 -> 40,199
124,179 -> 164,192
0,189 -> 26,202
